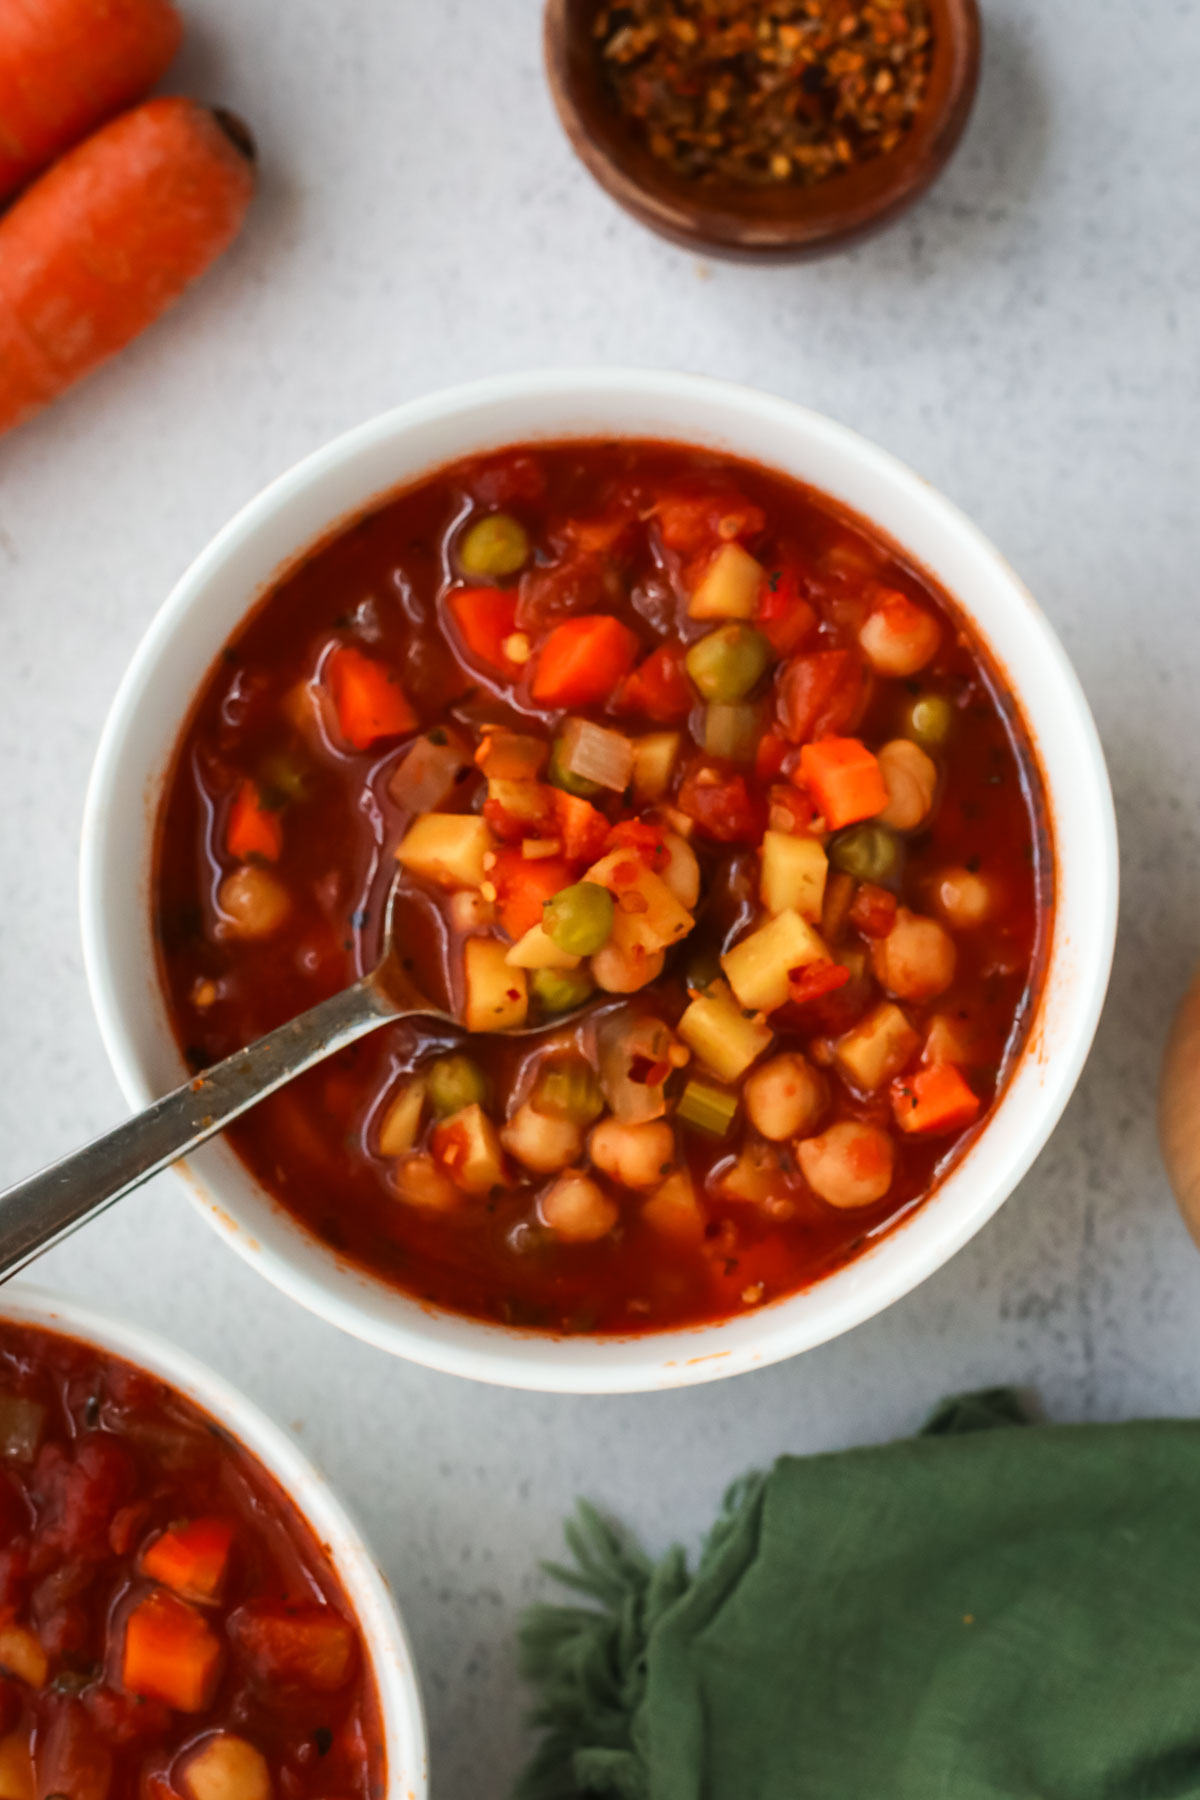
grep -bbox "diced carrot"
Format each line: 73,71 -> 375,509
530,616 -> 641,708
0,0 -> 183,201
491,848 -> 574,940
0,98 -> 254,436
757,567 -> 817,657
324,646 -> 416,750
777,649 -> 869,744
225,781 -> 282,863
228,1602 -> 357,1692
615,643 -> 693,725
891,1064 -> 981,1135
552,791 -> 610,865
121,1590 -> 222,1711
798,738 -> 888,830
446,587 -> 520,674
140,1517 -> 234,1603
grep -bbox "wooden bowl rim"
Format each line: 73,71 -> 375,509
543,0 -> 982,261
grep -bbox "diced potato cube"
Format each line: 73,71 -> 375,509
393,1153 -> 461,1211
760,831 -> 827,923
180,1734 -> 271,1800
396,813 -> 494,890
505,923 -> 582,971
678,979 -> 774,1083
923,1012 -> 979,1066
688,543 -> 764,620
642,1169 -> 705,1242
431,1103 -> 507,1196
485,778 -> 554,828
584,850 -> 694,953
717,1141 -> 785,1205
377,1078 -> 426,1158
834,1002 -> 920,1093
721,911 -> 828,1013
474,729 -> 548,780
632,732 -> 682,804
464,937 -> 528,1032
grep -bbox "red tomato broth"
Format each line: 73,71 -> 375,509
153,440 -> 1052,1336
0,1320 -> 384,1796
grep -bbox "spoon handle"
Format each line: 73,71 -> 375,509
0,979 -> 401,1281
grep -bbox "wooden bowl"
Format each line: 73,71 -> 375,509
543,0 -> 982,262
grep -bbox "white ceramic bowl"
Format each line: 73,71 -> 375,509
81,369 -> 1118,1394
1,1283 -> 428,1794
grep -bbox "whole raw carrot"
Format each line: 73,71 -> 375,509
0,0 -> 183,200
0,97 -> 255,435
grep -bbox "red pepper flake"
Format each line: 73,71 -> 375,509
595,0 -> 933,189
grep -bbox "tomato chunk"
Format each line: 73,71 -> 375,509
122,1590 -> 222,1711
491,847 -> 574,940
553,791 -> 610,865
325,646 -> 416,750
652,488 -> 765,556
616,643 -> 694,725
530,616 -> 641,708
676,767 -> 766,844
778,648 -> 869,744
140,1517 -> 233,1603
228,1601 -> 358,1692
757,566 -> 817,657
225,781 -> 282,864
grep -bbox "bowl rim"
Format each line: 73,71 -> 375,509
80,367 -> 1118,1394
0,1281 -> 429,1793
542,0 -> 983,260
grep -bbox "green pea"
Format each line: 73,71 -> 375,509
683,942 -> 723,994
685,625 -> 772,703
547,735 -> 602,799
829,823 -> 902,885
543,882 -> 615,957
531,966 -> 596,1013
427,1054 -> 489,1119
458,513 -> 530,581
902,692 -> 954,750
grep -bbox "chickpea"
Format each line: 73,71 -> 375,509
877,739 -> 938,832
589,1118 -> 676,1191
797,1121 -> 894,1209
448,889 -> 495,933
217,866 -> 291,939
933,865 -> 996,930
660,833 -> 701,909
859,593 -> 940,678
871,906 -> 956,1001
501,1102 -> 583,1175
392,1153 -> 462,1212
540,1171 -> 619,1242
591,938 -> 665,994
744,1054 -> 825,1142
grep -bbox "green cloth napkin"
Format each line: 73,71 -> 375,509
516,1390 -> 1200,1799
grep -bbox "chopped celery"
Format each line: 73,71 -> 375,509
531,1059 -> 605,1126
558,719 -> 634,793
677,1078 -> 739,1139
704,702 -> 762,763
547,734 -> 602,798
427,1055 -> 489,1118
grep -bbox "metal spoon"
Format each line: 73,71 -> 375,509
0,879 -> 588,1281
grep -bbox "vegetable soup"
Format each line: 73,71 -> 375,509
154,440 -> 1050,1334
0,1320 -> 383,1798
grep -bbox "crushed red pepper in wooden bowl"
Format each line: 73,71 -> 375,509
596,0 -> 933,187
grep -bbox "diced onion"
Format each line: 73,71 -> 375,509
388,730 -> 471,814
596,1010 -> 678,1124
560,719 -> 635,793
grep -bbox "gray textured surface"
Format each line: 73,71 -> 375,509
1,0 -> 1198,1791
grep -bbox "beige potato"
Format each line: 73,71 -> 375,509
180,1735 -> 272,1800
